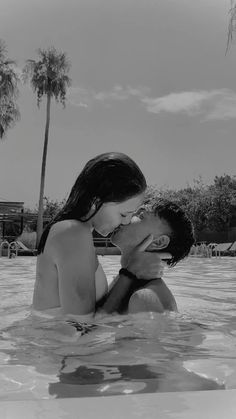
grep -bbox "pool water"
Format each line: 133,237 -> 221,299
0,256 -> 236,400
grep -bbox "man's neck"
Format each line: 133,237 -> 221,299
120,245 -> 133,254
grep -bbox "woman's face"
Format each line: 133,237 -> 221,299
91,194 -> 144,236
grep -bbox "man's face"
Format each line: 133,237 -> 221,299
111,212 -> 172,252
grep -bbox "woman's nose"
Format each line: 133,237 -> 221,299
121,214 -> 133,225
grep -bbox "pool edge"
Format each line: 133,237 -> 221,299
1,389 -> 236,419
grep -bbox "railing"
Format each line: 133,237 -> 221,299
0,240 -> 10,257
0,240 -> 20,258
0,237 -> 116,258
9,241 -> 19,258
93,237 -> 113,248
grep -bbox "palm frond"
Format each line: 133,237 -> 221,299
0,39 -> 20,138
23,47 -> 71,106
0,64 -> 19,97
226,1 -> 236,53
0,96 -> 20,139
0,39 -> 19,98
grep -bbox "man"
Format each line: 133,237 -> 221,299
99,199 -> 195,314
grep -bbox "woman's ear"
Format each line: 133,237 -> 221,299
146,235 -> 170,251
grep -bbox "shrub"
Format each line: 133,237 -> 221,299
17,231 -> 36,249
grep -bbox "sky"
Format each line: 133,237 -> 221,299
0,0 -> 236,208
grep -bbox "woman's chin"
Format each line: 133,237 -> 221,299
97,229 -> 110,237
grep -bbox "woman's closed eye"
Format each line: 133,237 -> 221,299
120,213 -> 133,225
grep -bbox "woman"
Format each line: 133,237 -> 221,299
33,152 -> 163,319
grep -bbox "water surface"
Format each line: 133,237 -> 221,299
0,256 -> 236,400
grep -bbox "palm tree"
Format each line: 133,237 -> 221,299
226,1 -> 236,53
23,47 -> 71,246
0,40 -> 20,139
0,97 -> 20,138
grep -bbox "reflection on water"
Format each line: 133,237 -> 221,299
0,256 -> 236,400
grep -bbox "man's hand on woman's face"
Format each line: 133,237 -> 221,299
120,234 -> 172,280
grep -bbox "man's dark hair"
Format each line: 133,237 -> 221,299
149,199 -> 195,266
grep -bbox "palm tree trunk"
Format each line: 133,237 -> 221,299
36,92 -> 51,248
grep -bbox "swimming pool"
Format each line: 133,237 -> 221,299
0,256 -> 236,417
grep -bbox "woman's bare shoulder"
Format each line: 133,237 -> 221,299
46,220 -> 93,253
50,219 -> 89,235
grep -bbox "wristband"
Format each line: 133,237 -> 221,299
119,268 -> 137,281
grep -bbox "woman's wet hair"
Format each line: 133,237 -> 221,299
38,152 -> 146,253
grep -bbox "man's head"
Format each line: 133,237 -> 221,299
111,199 -> 195,266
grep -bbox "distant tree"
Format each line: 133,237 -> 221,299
23,47 -> 71,246
24,196 -> 65,232
143,179 -> 210,232
144,175 -> 236,236
206,175 -> 236,231
43,196 -> 65,220
0,40 -> 20,138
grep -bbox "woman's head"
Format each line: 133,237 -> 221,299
64,152 -> 146,218
38,152 -> 146,252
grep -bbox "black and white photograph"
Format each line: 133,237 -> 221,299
0,1 -> 236,418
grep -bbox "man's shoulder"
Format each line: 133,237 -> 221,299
141,279 -> 177,311
128,286 -> 164,313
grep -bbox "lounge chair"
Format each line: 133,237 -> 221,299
228,241 -> 236,254
15,240 -> 37,256
212,243 -> 233,256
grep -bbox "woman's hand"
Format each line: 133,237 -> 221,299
120,234 -> 171,279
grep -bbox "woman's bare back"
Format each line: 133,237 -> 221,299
33,219 -> 108,315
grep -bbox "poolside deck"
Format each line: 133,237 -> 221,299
1,389 -> 236,419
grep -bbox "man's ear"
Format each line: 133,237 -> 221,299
146,235 -> 170,251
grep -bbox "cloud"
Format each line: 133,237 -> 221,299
204,89 -> 236,120
94,85 -> 130,102
67,87 -> 92,108
68,85 -> 236,120
142,89 -> 236,120
67,85 -> 149,108
142,91 -> 210,115
94,85 -> 149,103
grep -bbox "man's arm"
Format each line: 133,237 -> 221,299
128,288 -> 164,313
99,235 -> 171,314
128,280 -> 178,314
99,272 -> 137,314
